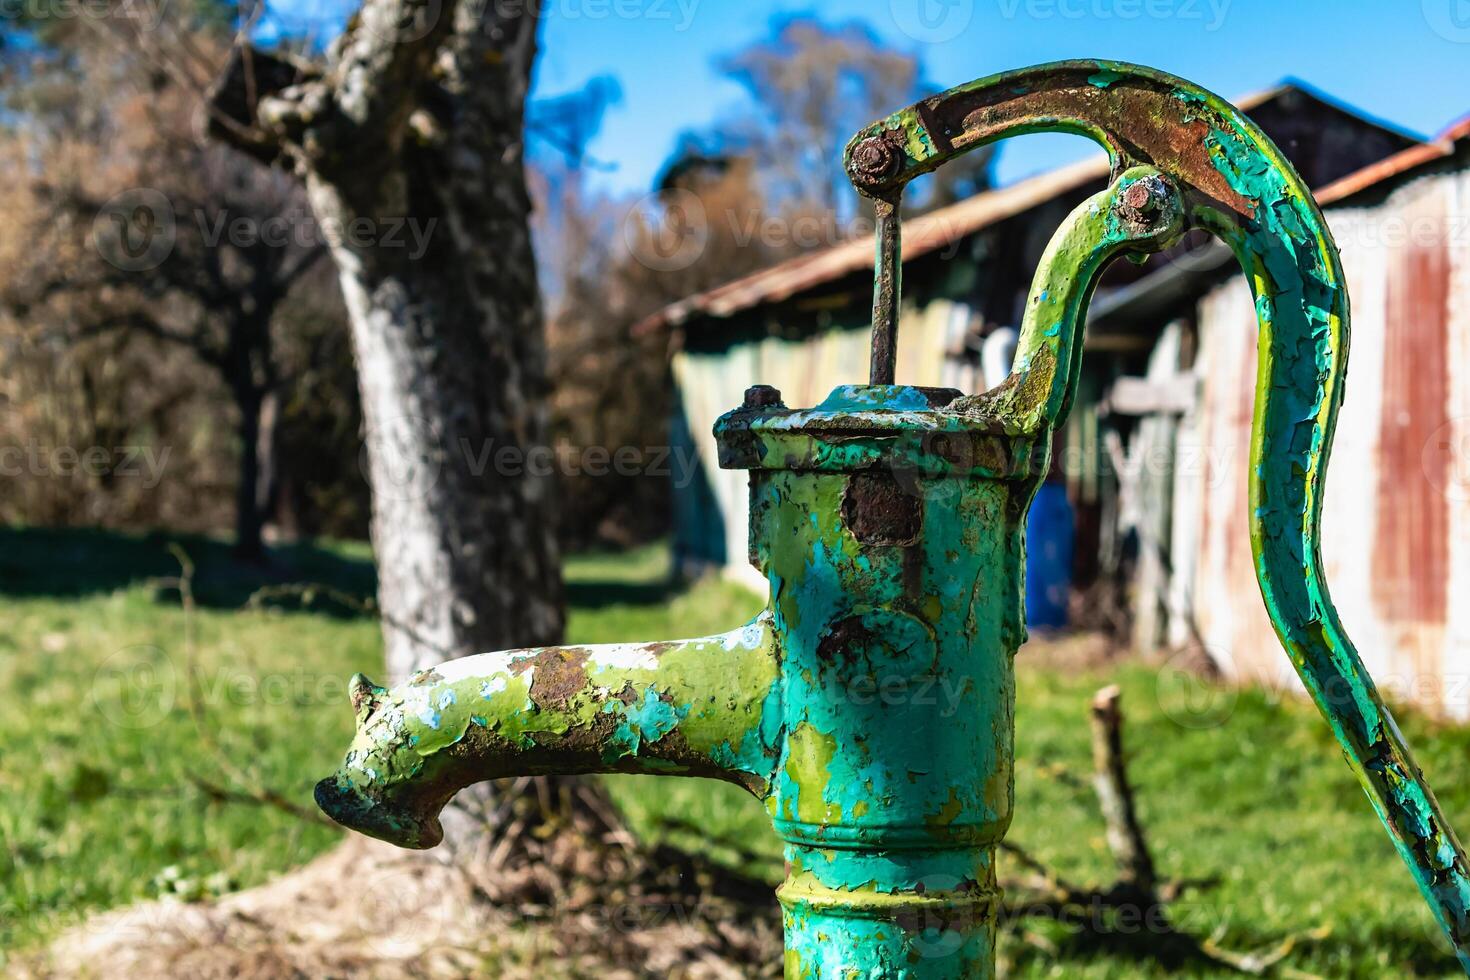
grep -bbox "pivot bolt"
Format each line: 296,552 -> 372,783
850,136 -> 901,185
1116,174 -> 1173,225
1122,179 -> 1158,212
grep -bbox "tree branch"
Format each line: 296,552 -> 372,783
323,0 -> 462,130
275,240 -> 327,289
202,44 -> 321,165
206,0 -> 465,171
72,311 -> 212,358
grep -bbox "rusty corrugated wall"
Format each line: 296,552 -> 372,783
1175,167 -> 1470,718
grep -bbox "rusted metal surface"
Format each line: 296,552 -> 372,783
316,62 -> 1470,977
842,470 -> 921,546
1374,210 -> 1451,626
727,383 -> 1043,976
868,199 -> 902,385
313,624 -> 783,849
1186,163 -> 1470,721
846,66 -> 1250,216
742,383 -> 784,409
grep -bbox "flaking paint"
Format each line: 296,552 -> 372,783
315,61 -> 1470,976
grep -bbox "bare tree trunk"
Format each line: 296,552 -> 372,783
207,0 -> 570,850
304,105 -> 564,675
255,388 -> 281,542
208,0 -> 562,668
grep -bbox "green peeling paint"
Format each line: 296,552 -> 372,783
315,60 -> 1470,977
314,619 -> 783,849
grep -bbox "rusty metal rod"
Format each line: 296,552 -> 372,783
868,196 -> 901,385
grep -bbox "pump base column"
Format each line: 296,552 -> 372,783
777,843 -> 1000,979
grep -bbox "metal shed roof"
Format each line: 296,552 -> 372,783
636,82 -> 1441,338
1316,115 -> 1470,205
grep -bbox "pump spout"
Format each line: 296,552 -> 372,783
314,614 -> 781,849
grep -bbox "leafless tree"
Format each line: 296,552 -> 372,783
201,0 -> 580,854
699,15 -> 991,223
205,1 -> 561,677
1,32 -> 327,560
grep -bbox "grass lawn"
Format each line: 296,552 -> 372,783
1,527 -> 1467,976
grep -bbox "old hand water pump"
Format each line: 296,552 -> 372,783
315,62 -> 1470,975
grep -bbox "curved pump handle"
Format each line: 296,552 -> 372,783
845,60 -> 1470,970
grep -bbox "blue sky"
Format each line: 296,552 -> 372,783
262,0 -> 1470,194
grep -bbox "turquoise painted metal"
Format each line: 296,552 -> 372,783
316,61 -> 1470,975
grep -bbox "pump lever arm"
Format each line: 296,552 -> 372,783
845,60 -> 1470,970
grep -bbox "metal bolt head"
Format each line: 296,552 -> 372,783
850,136 -> 901,185
1115,173 -> 1178,229
743,384 -> 783,409
1121,179 -> 1157,212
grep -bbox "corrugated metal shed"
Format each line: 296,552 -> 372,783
637,155 -> 1108,336
1171,123 -> 1470,717
650,79 -> 1437,623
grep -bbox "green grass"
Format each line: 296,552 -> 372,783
1,527 -> 1467,976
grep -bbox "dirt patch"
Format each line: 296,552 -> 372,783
22,818 -> 781,979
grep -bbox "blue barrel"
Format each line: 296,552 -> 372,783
1025,481 -> 1073,629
